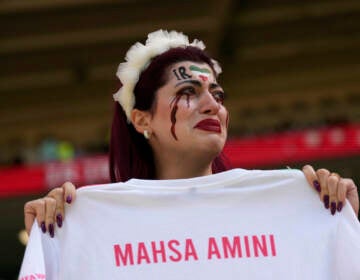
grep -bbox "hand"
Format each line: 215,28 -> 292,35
24,182 -> 76,237
302,165 -> 359,216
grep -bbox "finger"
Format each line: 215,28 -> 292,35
302,165 -> 321,193
48,187 -> 65,228
62,181 -> 76,204
24,199 -> 46,235
327,173 -> 340,215
24,203 -> 35,235
344,178 -> 359,215
44,197 -> 57,238
316,168 -> 330,209
337,178 -> 348,212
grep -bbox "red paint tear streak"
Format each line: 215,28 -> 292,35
170,95 -> 182,140
169,94 -> 191,140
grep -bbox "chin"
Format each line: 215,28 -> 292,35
199,136 -> 226,154
203,131 -> 226,145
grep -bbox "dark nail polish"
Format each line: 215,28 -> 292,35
66,195 -> 72,204
49,223 -> 54,238
330,202 -> 336,215
337,202 -> 343,212
41,221 -> 46,233
56,214 -> 63,228
324,195 -> 330,209
313,180 -> 321,192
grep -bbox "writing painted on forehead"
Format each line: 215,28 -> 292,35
172,66 -> 192,80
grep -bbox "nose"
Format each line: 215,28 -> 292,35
199,91 -> 220,115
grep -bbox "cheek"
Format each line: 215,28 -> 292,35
170,96 -> 196,140
169,95 -> 196,117
152,96 -> 194,140
176,97 -> 195,113
219,107 -> 229,126
154,98 -> 173,120
176,101 -> 201,132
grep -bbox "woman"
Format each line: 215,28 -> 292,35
24,30 -> 359,238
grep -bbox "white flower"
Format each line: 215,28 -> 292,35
113,29 -> 222,121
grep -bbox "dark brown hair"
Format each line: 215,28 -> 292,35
109,46 -> 230,182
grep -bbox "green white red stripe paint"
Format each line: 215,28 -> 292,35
189,65 -> 211,81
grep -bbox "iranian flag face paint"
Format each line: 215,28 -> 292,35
189,65 -> 211,82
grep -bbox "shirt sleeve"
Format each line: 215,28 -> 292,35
335,202 -> 360,280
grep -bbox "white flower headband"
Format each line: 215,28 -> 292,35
113,29 -> 222,121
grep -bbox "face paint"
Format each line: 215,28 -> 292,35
169,64 -> 196,140
172,66 -> 192,80
170,95 -> 181,140
189,65 -> 211,82
168,63 -> 217,141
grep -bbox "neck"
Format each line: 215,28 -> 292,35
154,153 -> 214,180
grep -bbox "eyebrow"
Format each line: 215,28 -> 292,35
175,79 -> 221,89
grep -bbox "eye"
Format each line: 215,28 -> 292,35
212,91 -> 225,104
178,86 -> 196,96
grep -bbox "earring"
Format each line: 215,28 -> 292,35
144,130 -> 150,139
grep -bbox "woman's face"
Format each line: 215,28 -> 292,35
148,61 -> 228,159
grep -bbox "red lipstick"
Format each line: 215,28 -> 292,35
194,119 -> 221,133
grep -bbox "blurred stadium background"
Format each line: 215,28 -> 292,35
1,0 -> 360,278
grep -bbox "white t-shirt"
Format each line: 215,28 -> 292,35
19,169 -> 360,279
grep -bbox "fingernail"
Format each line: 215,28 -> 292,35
313,180 -> 321,192
330,202 -> 336,215
56,214 -> 63,228
66,195 -> 72,204
324,195 -> 330,209
41,221 -> 46,233
337,202 -> 343,212
49,223 -> 54,238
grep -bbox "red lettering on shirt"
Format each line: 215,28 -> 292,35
114,243 -> 134,266
168,239 -> 182,262
244,236 -> 251,257
137,242 -> 151,264
151,240 -> 166,263
113,234 -> 277,267
253,235 -> 268,257
184,238 -> 199,261
270,234 -> 277,256
19,274 -> 45,280
222,236 -> 242,258
208,237 -> 221,259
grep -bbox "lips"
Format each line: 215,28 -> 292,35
194,119 -> 221,133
